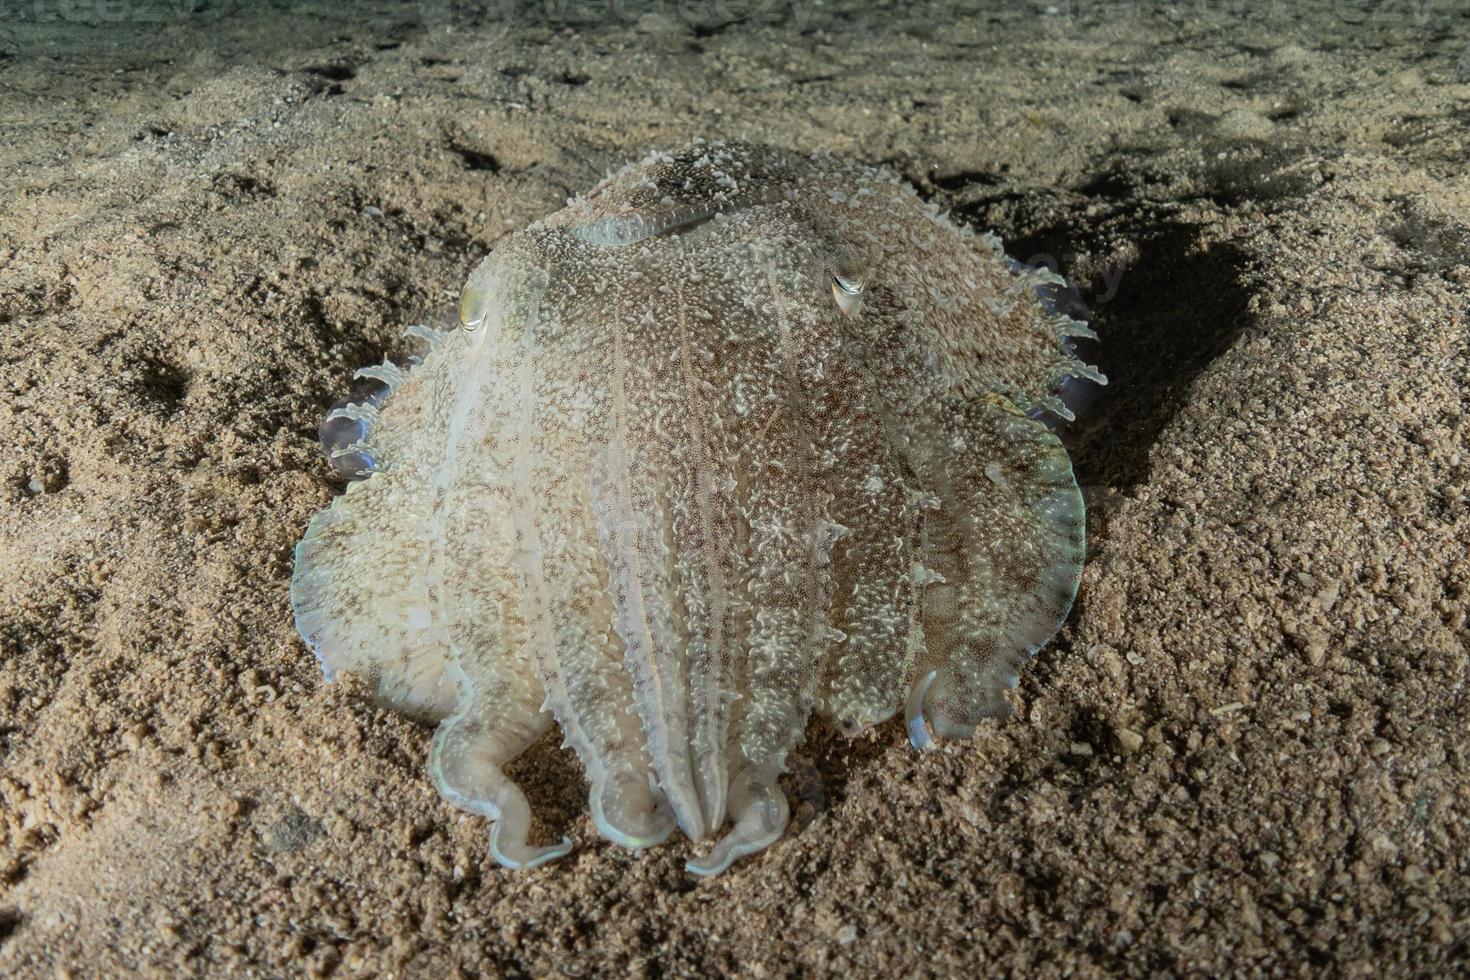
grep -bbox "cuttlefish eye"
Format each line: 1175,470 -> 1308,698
831,253 -> 868,318
458,281 -> 492,350
458,283 -> 489,331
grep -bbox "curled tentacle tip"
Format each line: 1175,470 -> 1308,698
684,854 -> 731,877
684,823 -> 785,877
907,718 -> 932,751
599,819 -> 676,850
490,815 -> 574,869
905,670 -> 939,750
684,836 -> 755,877
590,794 -> 677,850
491,831 -> 574,870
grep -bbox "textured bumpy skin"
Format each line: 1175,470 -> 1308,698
291,141 -> 1105,874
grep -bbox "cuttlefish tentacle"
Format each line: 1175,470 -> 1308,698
429,664 -> 572,869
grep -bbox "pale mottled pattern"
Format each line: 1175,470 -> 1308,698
291,141 -> 1104,875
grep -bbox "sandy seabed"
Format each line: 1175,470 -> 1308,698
1,1 -> 1467,976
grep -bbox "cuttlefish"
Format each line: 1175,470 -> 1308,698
291,140 -> 1104,875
